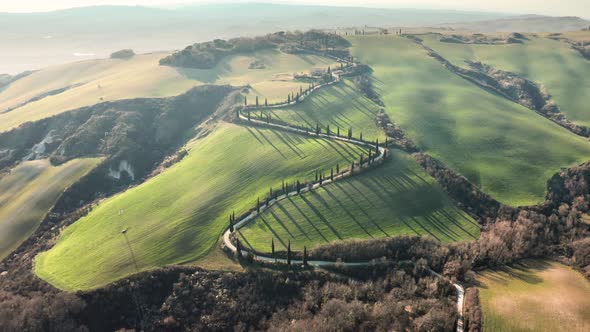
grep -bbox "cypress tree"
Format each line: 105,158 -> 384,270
271,238 -> 275,259
232,210 -> 235,222
282,180 -> 285,193
360,132 -> 363,141
244,96 -> 247,106
270,187 -> 273,198
257,197 -> 260,213
300,86 -> 303,95
236,109 -> 239,118
316,123 -> 320,135
265,98 -> 268,107
266,196 -> 269,207
315,170 -> 318,182
326,125 -> 330,136
236,239 -> 242,258
319,173 -> 323,185
287,240 -> 291,266
340,63 -> 344,70
256,96 -> 259,107
337,127 -> 340,137
360,153 -> 364,166
267,114 -> 270,124
330,168 -> 334,181
288,94 -> 291,103
247,111 -> 251,121
327,66 -> 331,74
336,163 -> 340,174
229,215 -> 234,232
303,246 -> 308,266
297,180 -> 301,193
348,128 -> 352,139
375,139 -> 379,153
351,161 -> 354,173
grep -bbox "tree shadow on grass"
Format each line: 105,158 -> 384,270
300,194 -> 343,240
319,187 -> 375,239
289,197 -> 330,243
274,204 -> 311,240
253,127 -> 287,159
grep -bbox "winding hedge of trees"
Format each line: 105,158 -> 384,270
160,30 -> 351,69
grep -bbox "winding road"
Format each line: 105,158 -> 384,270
224,54 -> 465,332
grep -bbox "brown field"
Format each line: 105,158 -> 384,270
477,260 -> 590,331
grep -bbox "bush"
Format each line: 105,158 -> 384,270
110,49 -> 135,59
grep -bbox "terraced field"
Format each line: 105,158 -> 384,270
477,260 -> 590,331
239,148 -> 479,252
249,79 -> 386,142
349,35 -> 590,206
420,34 -> 590,126
34,123 -> 368,290
0,158 -> 101,260
0,49 -> 337,132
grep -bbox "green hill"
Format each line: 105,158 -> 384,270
34,123 -> 368,290
250,79 -> 386,142
349,35 -> 590,206
238,148 -> 478,253
420,34 -> 590,127
0,158 -> 101,260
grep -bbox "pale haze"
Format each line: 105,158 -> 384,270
1,0 -> 589,18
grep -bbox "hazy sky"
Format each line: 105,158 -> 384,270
1,0 -> 589,18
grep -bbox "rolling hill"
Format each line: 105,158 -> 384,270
0,49 -> 336,132
238,148 -> 479,253
249,79 -> 386,142
34,122 -> 369,290
349,35 -> 590,206
0,158 -> 101,260
420,34 -> 590,127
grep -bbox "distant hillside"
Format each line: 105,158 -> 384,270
0,4 -> 509,74
441,15 -> 590,32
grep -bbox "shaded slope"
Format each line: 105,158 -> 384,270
0,158 -> 101,260
239,149 -> 478,252
349,35 -> 590,206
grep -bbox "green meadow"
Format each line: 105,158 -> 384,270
249,79 -> 386,142
0,158 -> 101,260
34,123 -> 368,290
239,149 -> 479,253
420,34 -> 590,127
349,35 -> 590,206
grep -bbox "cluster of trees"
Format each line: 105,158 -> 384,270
160,30 -> 350,69
110,49 -> 135,59
353,74 -> 383,106
155,265 -> 456,331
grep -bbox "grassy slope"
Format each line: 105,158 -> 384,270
349,35 -> 590,206
0,50 -> 337,132
34,123 -> 367,290
477,260 -> 590,332
250,79 -> 386,142
420,34 -> 590,126
0,158 -> 101,260
239,149 -> 479,252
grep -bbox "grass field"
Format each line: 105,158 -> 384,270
249,79 -> 386,142
0,50 -> 337,132
477,260 -> 590,332
420,34 -> 590,127
0,158 -> 101,260
349,35 -> 590,206
239,149 -> 479,252
34,123 -> 368,290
